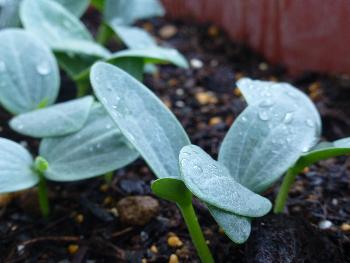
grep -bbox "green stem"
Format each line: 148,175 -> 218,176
104,171 -> 114,185
178,203 -> 215,263
37,171 -> 50,218
96,23 -> 113,45
274,168 -> 298,213
76,78 -> 90,97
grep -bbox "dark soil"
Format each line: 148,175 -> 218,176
1,8 -> 350,263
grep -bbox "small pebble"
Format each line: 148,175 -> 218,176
75,214 -> 84,224
169,254 -> 179,263
319,220 -> 333,229
195,91 -> 218,105
159,25 -> 177,39
103,196 -> 113,206
190,58 -> 203,69
141,259 -> 147,263
68,244 -> 79,254
233,88 -> 242,97
168,235 -> 183,248
99,184 -> 109,192
209,117 -> 222,126
175,100 -> 185,108
150,245 -> 158,254
117,196 -> 159,226
208,25 -> 219,37
259,62 -> 269,71
340,223 -> 350,232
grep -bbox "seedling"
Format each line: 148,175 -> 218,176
232,78 -> 350,213
0,99 -> 139,217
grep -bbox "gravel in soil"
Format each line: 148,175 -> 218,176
1,12 -> 350,263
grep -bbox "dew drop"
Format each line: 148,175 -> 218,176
241,116 -> 247,122
193,165 -> 203,173
105,124 -> 112,129
96,143 -> 101,149
36,61 -> 51,75
258,111 -> 269,121
112,105 -> 118,109
287,91 -> 297,98
283,112 -> 294,124
17,124 -> 24,130
181,152 -> 191,157
180,158 -> 188,166
305,119 -> 315,127
259,99 -> 274,108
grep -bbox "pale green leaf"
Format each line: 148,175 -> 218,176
107,47 -> 189,69
40,104 -> 139,181
207,205 -> 251,244
0,29 -> 59,114
10,96 -> 94,138
20,0 -> 109,77
91,62 -> 190,179
0,138 -> 38,193
104,0 -> 164,26
53,0 -> 90,17
237,78 -> 321,146
219,98 -> 318,193
110,25 -> 157,49
179,145 -> 271,217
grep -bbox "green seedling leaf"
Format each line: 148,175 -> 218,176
39,104 -> 139,181
104,0 -> 164,26
237,78 -> 321,145
151,178 -> 192,206
295,138 -> 350,171
207,205 -> 251,244
10,96 -> 94,138
219,97 -> 318,193
110,25 -> 157,49
53,0 -> 90,17
0,29 -> 59,115
0,0 -> 21,28
0,138 -> 38,193
108,47 -> 189,69
20,0 -> 110,77
91,62 -> 190,179
91,0 -> 104,11
179,145 -> 271,217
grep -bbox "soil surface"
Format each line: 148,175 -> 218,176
1,8 -> 350,263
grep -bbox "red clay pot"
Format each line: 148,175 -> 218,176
162,0 -> 350,75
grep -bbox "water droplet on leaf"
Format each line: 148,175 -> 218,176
258,111 -> 269,121
36,61 -> 51,75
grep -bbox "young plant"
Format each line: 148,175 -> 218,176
0,29 -> 59,115
0,99 -> 139,217
91,62 -> 214,263
232,78 -> 350,213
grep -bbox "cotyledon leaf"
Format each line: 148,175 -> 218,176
0,29 -> 59,115
10,96 -> 94,138
219,96 -> 318,193
295,138 -> 350,170
109,25 -> 157,49
91,62 -> 191,179
107,47 -> 189,69
207,205 -> 251,244
53,0 -> 90,17
237,78 -> 321,146
104,0 -> 164,26
0,0 -> 22,29
39,104 -> 139,181
179,145 -> 272,217
0,138 -> 38,193
20,0 -> 110,60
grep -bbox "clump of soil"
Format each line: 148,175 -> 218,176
1,10 -> 350,263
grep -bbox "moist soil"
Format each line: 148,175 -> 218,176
1,9 -> 350,263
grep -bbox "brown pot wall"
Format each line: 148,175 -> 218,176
162,0 -> 350,75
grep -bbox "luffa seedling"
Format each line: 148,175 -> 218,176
91,62 -> 214,263
1,98 -> 139,217
230,78 -> 350,213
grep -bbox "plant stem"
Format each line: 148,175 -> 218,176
274,168 -> 298,214
104,171 -> 114,185
178,202 -> 215,263
37,171 -> 50,218
76,78 -> 90,97
96,23 -> 113,45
